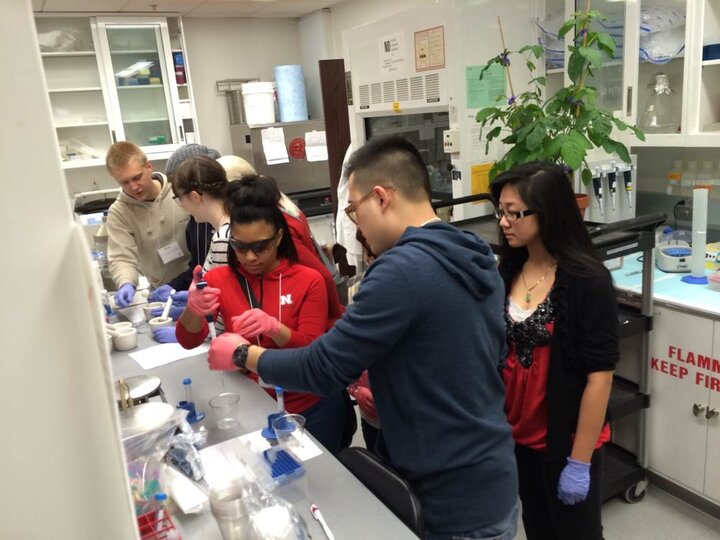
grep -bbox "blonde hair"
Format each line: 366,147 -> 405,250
106,141 -> 147,173
216,155 -> 257,180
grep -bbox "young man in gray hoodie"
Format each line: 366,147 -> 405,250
105,141 -> 190,307
203,135 -> 519,539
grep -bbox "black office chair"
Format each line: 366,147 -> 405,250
337,447 -> 425,538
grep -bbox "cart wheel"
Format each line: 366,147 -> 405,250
623,484 -> 646,503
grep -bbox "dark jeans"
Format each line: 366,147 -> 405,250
515,444 -> 605,540
302,390 -> 346,455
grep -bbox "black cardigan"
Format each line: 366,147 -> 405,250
503,265 -> 620,461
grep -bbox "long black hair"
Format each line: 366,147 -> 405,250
226,175 -> 298,266
490,162 -> 603,284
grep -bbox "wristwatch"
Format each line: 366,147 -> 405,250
232,344 -> 250,370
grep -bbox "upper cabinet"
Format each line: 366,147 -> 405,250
35,15 -> 198,169
537,1 -> 720,148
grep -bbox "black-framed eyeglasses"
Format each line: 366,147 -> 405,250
172,192 -> 188,203
344,186 -> 395,224
229,232 -> 279,255
494,208 -> 537,223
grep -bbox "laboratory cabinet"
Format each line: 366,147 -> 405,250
35,15 -> 198,169
539,0 -> 720,148
647,306 -> 720,504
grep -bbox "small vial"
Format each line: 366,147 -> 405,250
154,492 -> 168,532
183,378 -> 193,403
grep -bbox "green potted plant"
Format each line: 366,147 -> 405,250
475,3 -> 645,202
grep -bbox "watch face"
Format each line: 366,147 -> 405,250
233,344 -> 247,369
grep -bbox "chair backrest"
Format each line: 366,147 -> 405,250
337,447 -> 424,538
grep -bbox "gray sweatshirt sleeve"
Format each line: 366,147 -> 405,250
106,204 -> 140,287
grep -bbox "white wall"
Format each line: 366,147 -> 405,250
299,9 -> 332,120
0,2 -> 138,538
328,0 -> 431,59
182,17 -> 302,154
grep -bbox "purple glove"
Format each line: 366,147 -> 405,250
558,457 -> 591,505
151,305 -> 184,321
171,290 -> 189,306
148,284 -> 173,303
152,326 -> 178,343
115,283 -> 136,308
231,308 -> 281,339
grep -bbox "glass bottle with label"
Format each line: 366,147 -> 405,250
682,161 -> 698,197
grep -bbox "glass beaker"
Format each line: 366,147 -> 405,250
639,73 -> 679,134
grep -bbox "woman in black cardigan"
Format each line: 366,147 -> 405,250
490,162 -> 619,540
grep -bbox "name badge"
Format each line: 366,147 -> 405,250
158,241 -> 184,264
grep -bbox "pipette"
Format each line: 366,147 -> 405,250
592,170 -> 604,215
606,163 -> 617,211
160,288 -> 176,319
623,166 -> 634,208
195,269 -> 217,339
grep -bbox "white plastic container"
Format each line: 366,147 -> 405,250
241,82 -> 276,126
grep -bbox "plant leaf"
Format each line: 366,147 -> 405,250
568,51 -> 585,83
578,46 -> 602,68
596,32 -> 616,58
486,126 -> 502,141
525,123 -> 546,151
475,107 -> 500,123
581,168 -> 593,185
558,19 -> 576,39
561,131 -> 589,170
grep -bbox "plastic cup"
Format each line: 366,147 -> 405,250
209,481 -> 253,540
272,414 -> 306,449
209,393 -> 240,430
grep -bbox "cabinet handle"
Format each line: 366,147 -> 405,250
626,86 -> 633,117
693,403 -> 706,417
178,125 -> 184,142
111,130 -> 117,144
706,408 -> 719,420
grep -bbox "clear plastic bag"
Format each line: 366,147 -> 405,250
640,7 -> 685,36
640,26 -> 686,64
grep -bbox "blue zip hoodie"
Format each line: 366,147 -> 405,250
259,222 -> 517,533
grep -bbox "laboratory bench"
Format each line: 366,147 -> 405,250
111,330 -> 417,540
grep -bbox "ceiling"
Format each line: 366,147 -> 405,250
32,0 -> 349,18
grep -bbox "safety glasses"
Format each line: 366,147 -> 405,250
228,232 -> 278,254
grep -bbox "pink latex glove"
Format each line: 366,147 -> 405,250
232,308 -> 281,339
208,332 -> 249,371
187,265 -> 220,317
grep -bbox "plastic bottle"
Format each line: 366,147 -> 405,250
666,160 -> 683,196
699,161 -> 714,191
154,492 -> 168,532
682,161 -> 698,197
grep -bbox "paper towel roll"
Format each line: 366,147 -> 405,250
274,65 -> 308,123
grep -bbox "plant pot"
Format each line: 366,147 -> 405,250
575,193 -> 590,217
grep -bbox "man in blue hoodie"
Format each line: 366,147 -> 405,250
207,135 -> 519,539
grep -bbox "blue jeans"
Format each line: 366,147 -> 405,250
301,390 -> 346,455
425,500 -> 519,540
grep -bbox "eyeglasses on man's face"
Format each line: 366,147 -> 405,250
344,186 -> 395,224
493,208 -> 537,223
229,232 -> 278,255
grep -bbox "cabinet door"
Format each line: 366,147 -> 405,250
95,17 -> 183,154
648,306 -> 711,493
35,16 -> 114,166
703,320 -> 720,502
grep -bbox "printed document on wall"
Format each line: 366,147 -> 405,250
305,130 -> 328,162
261,127 -> 289,165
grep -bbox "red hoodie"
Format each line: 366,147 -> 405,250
176,258 -> 329,413
284,212 -> 345,326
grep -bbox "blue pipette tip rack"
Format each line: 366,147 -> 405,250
681,275 -> 709,285
177,400 -> 205,424
262,448 -> 305,485
261,411 -> 284,440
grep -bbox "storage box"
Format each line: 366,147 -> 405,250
703,43 -> 720,61
706,242 -> 720,271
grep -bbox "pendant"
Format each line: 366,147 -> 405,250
525,291 -> 531,303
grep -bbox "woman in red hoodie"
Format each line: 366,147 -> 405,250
176,176 -> 347,453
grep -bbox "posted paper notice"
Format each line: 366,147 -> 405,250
305,130 -> 328,162
261,127 -> 289,165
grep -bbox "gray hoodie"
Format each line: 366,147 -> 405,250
106,172 -> 190,288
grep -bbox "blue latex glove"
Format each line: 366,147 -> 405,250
151,304 -> 185,321
148,284 -> 173,303
152,326 -> 178,343
171,290 -> 189,306
115,283 -> 136,308
558,457 -> 591,505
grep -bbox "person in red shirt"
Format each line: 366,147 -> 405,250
491,162 -> 619,540
175,176 -> 347,453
